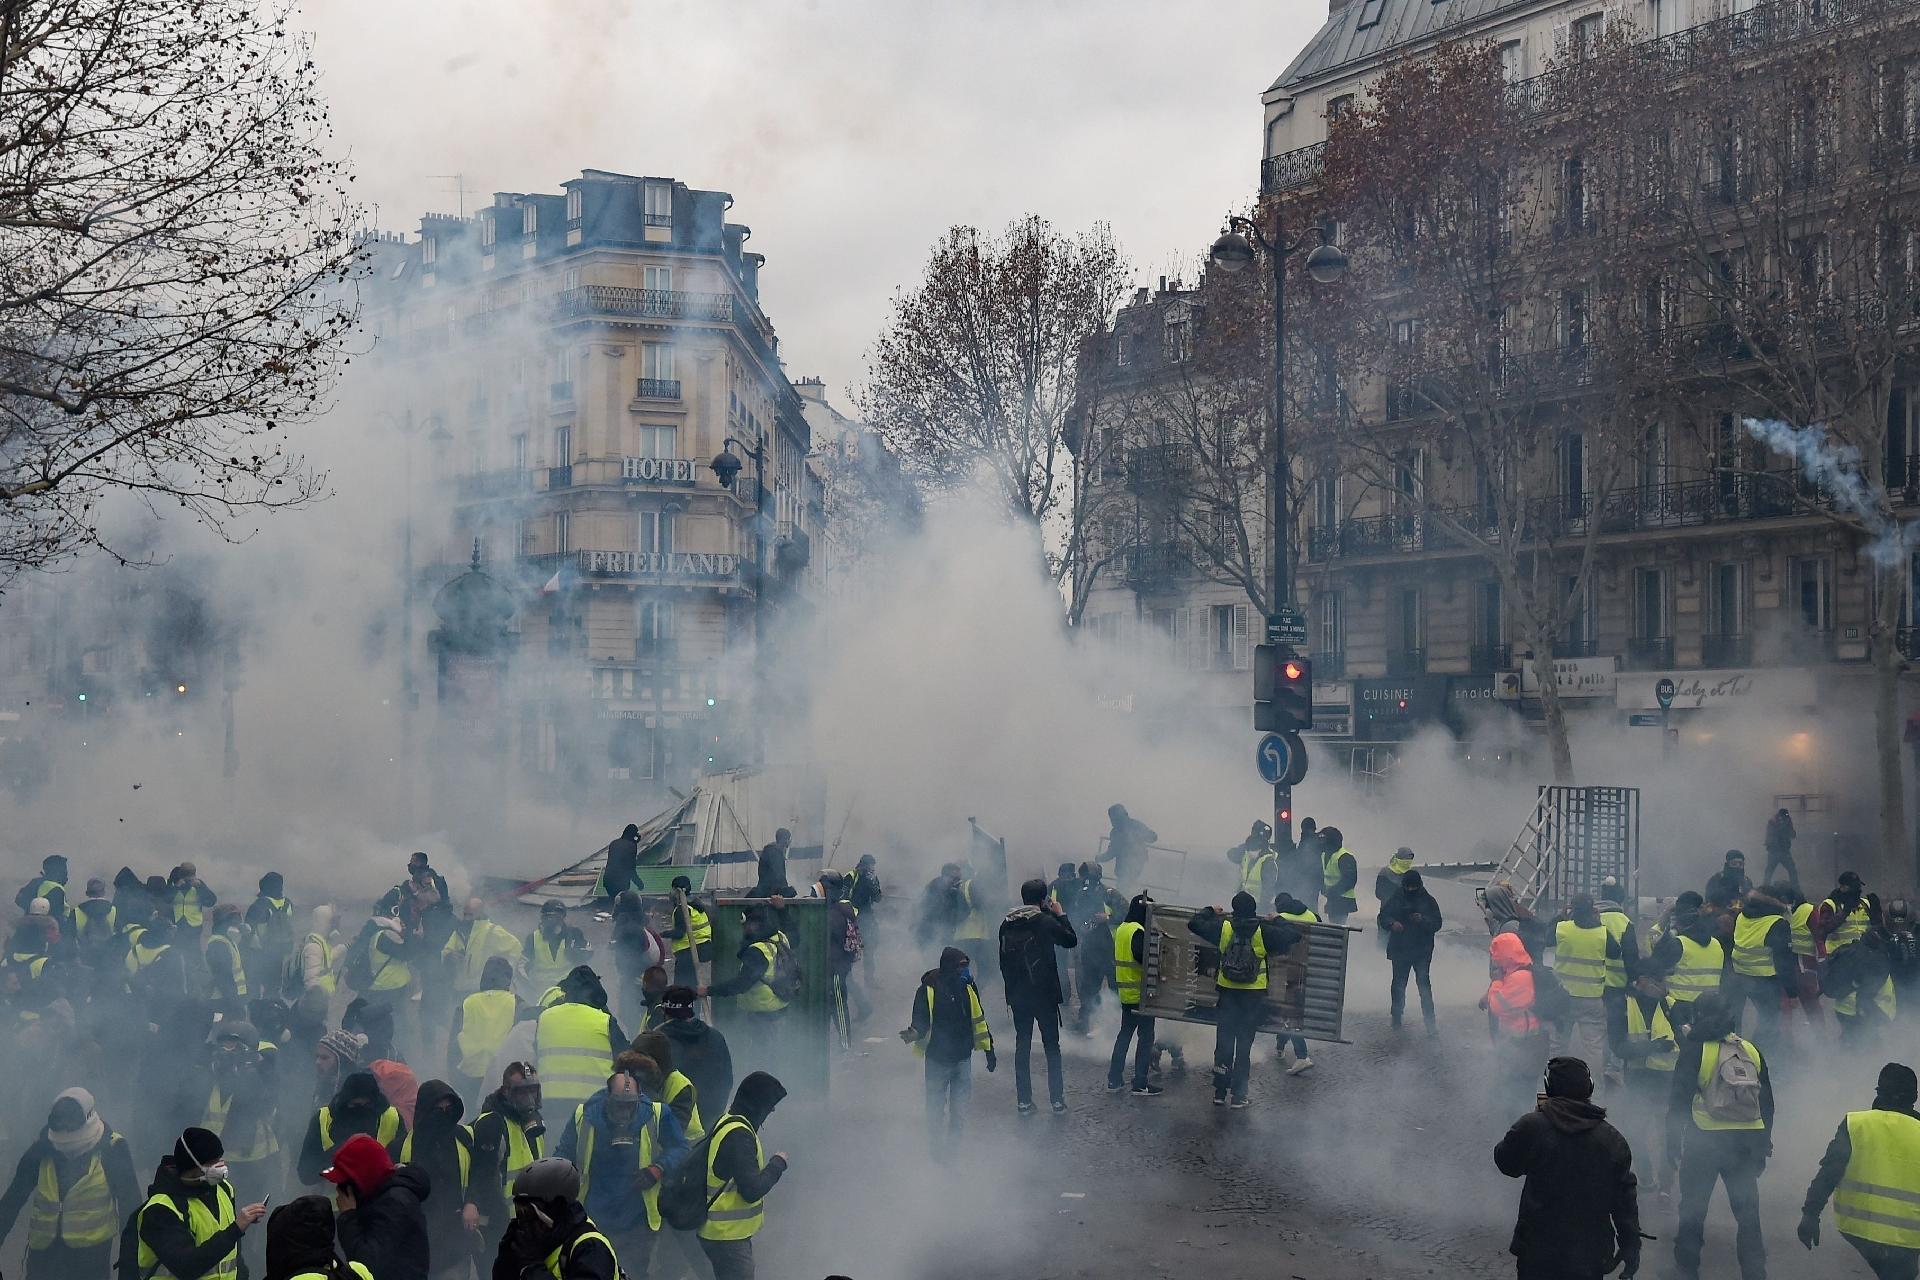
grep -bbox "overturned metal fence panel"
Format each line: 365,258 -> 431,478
1544,785 -> 1641,906
1135,903 -> 1353,1044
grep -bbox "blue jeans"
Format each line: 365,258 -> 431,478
925,1055 -> 971,1158
1108,1007 -> 1154,1088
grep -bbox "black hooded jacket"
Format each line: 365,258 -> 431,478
338,1164 -> 430,1280
407,1081 -> 473,1263
710,1073 -> 788,1206
658,1016 -> 734,1122
298,1072 -> 405,1185
1494,1097 -> 1640,1272
490,1199 -> 616,1280
1378,881 -> 1444,959
996,905 -> 1077,1007
602,825 -> 641,899
264,1196 -> 354,1280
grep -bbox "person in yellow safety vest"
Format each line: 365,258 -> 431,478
1105,894 -> 1162,1097
904,947 -> 996,1160
167,863 -> 216,932
665,876 -> 715,989
535,966 -> 627,1120
1783,884 -> 1825,1025
137,1127 -> 268,1280
297,1070 -> 406,1188
397,1079 -> 478,1273
555,1067 -> 690,1273
1665,992 -> 1773,1280
71,878 -> 119,964
203,1024 -> 280,1212
1550,895 -> 1613,1069
1799,1061 -> 1920,1279
1371,846 -> 1414,952
1651,893 -> 1725,1025
204,906 -> 251,1019
1621,973 -> 1681,1193
1726,890 -> 1795,1043
1816,871 -> 1875,960
1593,878 -> 1639,1075
525,901 -> 590,996
950,864 -> 994,955
1317,827 -> 1358,924
0,1088 -> 140,1279
449,956 -> 526,1105
470,1064 -> 546,1262
499,1158 -> 621,1280
4,914 -> 56,1026
1831,930 -> 1900,1049
698,1071 -> 790,1280
243,872 -> 295,996
1187,893 -> 1304,1109
1230,822 -> 1278,903
124,915 -> 189,1002
444,898 -> 524,997
299,906 -> 340,998
1271,893 -> 1320,1075
700,912 -> 794,1026
13,855 -> 69,923
361,916 -> 413,997
628,1031 -> 704,1140
262,1195 -> 374,1280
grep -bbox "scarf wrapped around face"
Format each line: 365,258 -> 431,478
47,1088 -> 105,1158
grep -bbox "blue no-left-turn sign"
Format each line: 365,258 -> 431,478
1257,733 -> 1290,785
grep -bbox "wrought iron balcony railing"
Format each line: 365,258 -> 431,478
1701,632 -> 1753,668
1625,636 -> 1675,671
1260,141 -> 1327,195
1387,648 -> 1427,676
1124,541 -> 1189,585
636,378 -> 682,399
556,286 -> 731,323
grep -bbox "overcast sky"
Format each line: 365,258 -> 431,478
299,0 -> 1326,406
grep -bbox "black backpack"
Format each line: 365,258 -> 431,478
117,1191 -> 186,1280
1527,964 -> 1572,1023
1219,922 -> 1265,985
999,915 -> 1055,993
658,1127 -> 728,1231
765,935 -> 801,1003
341,932 -> 376,994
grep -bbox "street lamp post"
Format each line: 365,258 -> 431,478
711,432 -> 768,764
1210,214 -> 1346,846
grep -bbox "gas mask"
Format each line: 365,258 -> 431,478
606,1100 -> 639,1146
514,1199 -> 553,1232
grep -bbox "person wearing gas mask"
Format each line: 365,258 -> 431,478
471,1063 -> 546,1261
298,1070 -> 406,1188
136,1127 -> 268,1280
494,1157 -> 619,1280
0,1088 -> 140,1279
555,1065 -> 689,1276
203,1021 -> 282,1256
524,902 -> 589,997
325,1133 -> 429,1280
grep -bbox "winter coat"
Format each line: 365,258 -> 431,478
1494,1098 -> 1640,1273
996,906 -> 1077,1008
657,1017 -> 733,1124
1378,887 -> 1443,959
338,1164 -> 431,1280
406,1080 -> 472,1267
909,969 -> 990,1064
553,1087 -> 688,1233
1485,933 -> 1539,1035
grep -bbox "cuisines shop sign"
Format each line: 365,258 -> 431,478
1614,668 -> 1817,711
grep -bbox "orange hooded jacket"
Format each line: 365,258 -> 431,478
1484,932 -> 1539,1035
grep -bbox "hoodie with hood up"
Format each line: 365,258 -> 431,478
709,1072 -> 788,1206
909,948 -> 993,1064
553,1083 -> 689,1233
264,1195 -> 351,1280
298,1072 -> 405,1185
404,1080 -> 472,1265
1485,934 -> 1539,1035
338,1162 -> 430,1280
657,1016 -> 733,1127
1494,1095 -> 1640,1272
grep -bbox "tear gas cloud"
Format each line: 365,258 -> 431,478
1744,415 -> 1916,567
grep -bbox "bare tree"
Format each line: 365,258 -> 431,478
0,0 -> 359,582
859,215 -> 1131,620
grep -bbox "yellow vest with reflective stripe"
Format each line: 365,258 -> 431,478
1278,907 -> 1319,925
541,1227 -> 618,1279
26,1144 -> 119,1248
481,1112 -> 541,1200
1731,913 -> 1783,977
318,1105 -> 402,1153
303,934 -> 336,993
733,939 -> 788,1013
672,905 -> 712,954
447,920 -> 521,991
1668,936 -> 1724,1000
1599,910 -> 1631,989
1239,850 -> 1277,897
368,935 -> 412,993
535,1002 -> 615,1112
1322,849 -> 1354,898
1836,977 -> 1897,1020
526,932 -> 577,991
912,981 -> 991,1055
137,1186 -> 237,1280
171,885 -> 207,929
1624,996 -> 1678,1072
1824,899 -> 1871,954
1553,921 -> 1608,999
205,1084 -> 279,1163
1789,902 -> 1816,957
953,881 -> 990,941
1113,921 -> 1144,1006
206,934 -> 249,997
457,990 -> 518,1076
1216,920 -> 1269,991
575,1101 -> 664,1229
665,1071 -> 703,1141
700,1117 -> 765,1241
1690,1037 -> 1766,1131
1833,1109 -> 1920,1249
126,942 -> 170,977
398,1126 -> 472,1197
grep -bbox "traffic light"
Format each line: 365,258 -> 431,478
1253,647 -> 1313,733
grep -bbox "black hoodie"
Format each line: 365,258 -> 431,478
711,1072 -> 788,1204
298,1072 -> 405,1185
338,1163 -> 430,1280
658,1016 -> 734,1122
407,1080 -> 473,1264
264,1195 -> 352,1280
1494,1097 -> 1640,1272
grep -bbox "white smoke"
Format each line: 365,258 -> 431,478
1742,416 -> 1915,567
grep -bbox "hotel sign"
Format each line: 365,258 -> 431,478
622,456 -> 699,485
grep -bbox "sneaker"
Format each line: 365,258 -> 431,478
1288,1056 -> 1315,1076
1105,1081 -> 1125,1094
1230,1097 -> 1251,1109
1016,1101 -> 1037,1116
1050,1100 -> 1068,1115
1130,1085 -> 1165,1097
1426,1025 -> 1440,1040
1212,1094 -> 1227,1106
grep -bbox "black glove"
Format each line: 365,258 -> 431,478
1617,1246 -> 1640,1279
985,1049 -> 997,1073
1797,1213 -> 1820,1249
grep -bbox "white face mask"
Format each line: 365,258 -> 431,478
200,1163 -> 230,1185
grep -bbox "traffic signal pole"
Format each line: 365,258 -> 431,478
1267,213 -> 1294,847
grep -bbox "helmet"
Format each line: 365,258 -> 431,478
512,1157 -> 580,1203
1251,821 -> 1272,839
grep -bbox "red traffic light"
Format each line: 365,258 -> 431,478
1282,660 -> 1304,681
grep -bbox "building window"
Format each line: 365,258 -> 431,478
1638,422 -> 1668,492
1313,473 -> 1341,531
1115,333 -> 1132,367
642,343 -> 675,382
1709,562 -> 1748,637
522,202 -> 538,235
639,509 -> 676,555
554,510 -> 571,555
1633,567 -> 1669,641
1561,153 -> 1588,234
644,265 -> 673,292
1476,580 -> 1504,646
566,187 -> 582,222
512,434 -> 528,471
636,424 -> 678,460
643,181 -> 672,226
1649,0 -> 1677,37
1164,309 -> 1191,362
637,599 -> 675,654
1791,557 -> 1833,633
1356,0 -> 1386,31
1317,591 -> 1344,657
1559,432 -> 1585,514
1561,287 -> 1588,351
480,214 -> 496,248
1498,40 -> 1524,82
421,236 -> 437,266
1327,94 -> 1356,123
1569,12 -> 1603,61
1393,587 -> 1424,666
1560,574 -> 1593,653
552,424 -> 572,467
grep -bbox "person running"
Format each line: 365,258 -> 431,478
1667,992 -> 1772,1280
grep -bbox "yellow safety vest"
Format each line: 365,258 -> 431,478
733,939 -> 788,1014
1824,899 -> 1871,954
490,1113 -> 541,1200
575,1101 -> 665,1228
137,1185 -> 237,1280
1789,902 -> 1816,957
457,990 -> 518,1076
446,920 -> 521,991
541,1227 -> 617,1280
1690,1037 -> 1766,1131
913,981 -> 991,1056
664,1072 -> 703,1141
672,906 -> 712,954
205,934 -> 249,998
1113,921 -> 1144,1006
535,1003 -> 615,1112
1322,848 -> 1355,900
1278,907 -> 1320,925
398,1127 -> 472,1197
1731,913 -> 1783,977
205,1085 -> 278,1163
526,932 -> 576,991
171,885 -> 207,929
1216,920 -> 1269,992
125,942 -> 170,977
952,881 -> 990,942
302,933 -> 336,994
1836,977 -> 1897,1020
1599,910 -> 1631,989
700,1117 -> 765,1241
1833,1109 -> 1920,1250
1240,849 -> 1277,897
368,935 -> 412,993
317,1105 -> 403,1152
291,1266 -> 373,1280
1553,921 -> 1609,1000
1668,936 -> 1725,1001
25,1143 -> 120,1248
1624,996 -> 1679,1072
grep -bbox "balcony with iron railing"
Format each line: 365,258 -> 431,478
1470,643 -> 1513,674
1387,647 -> 1427,676
1125,444 -> 1188,491
456,469 -> 534,502
1625,636 -> 1675,670
1313,651 -> 1346,680
546,465 -> 572,490
1124,541 -> 1189,586
1701,631 -> 1754,668
556,286 -> 732,324
1552,636 -> 1600,659
635,377 -> 682,399
1260,141 -> 1327,195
